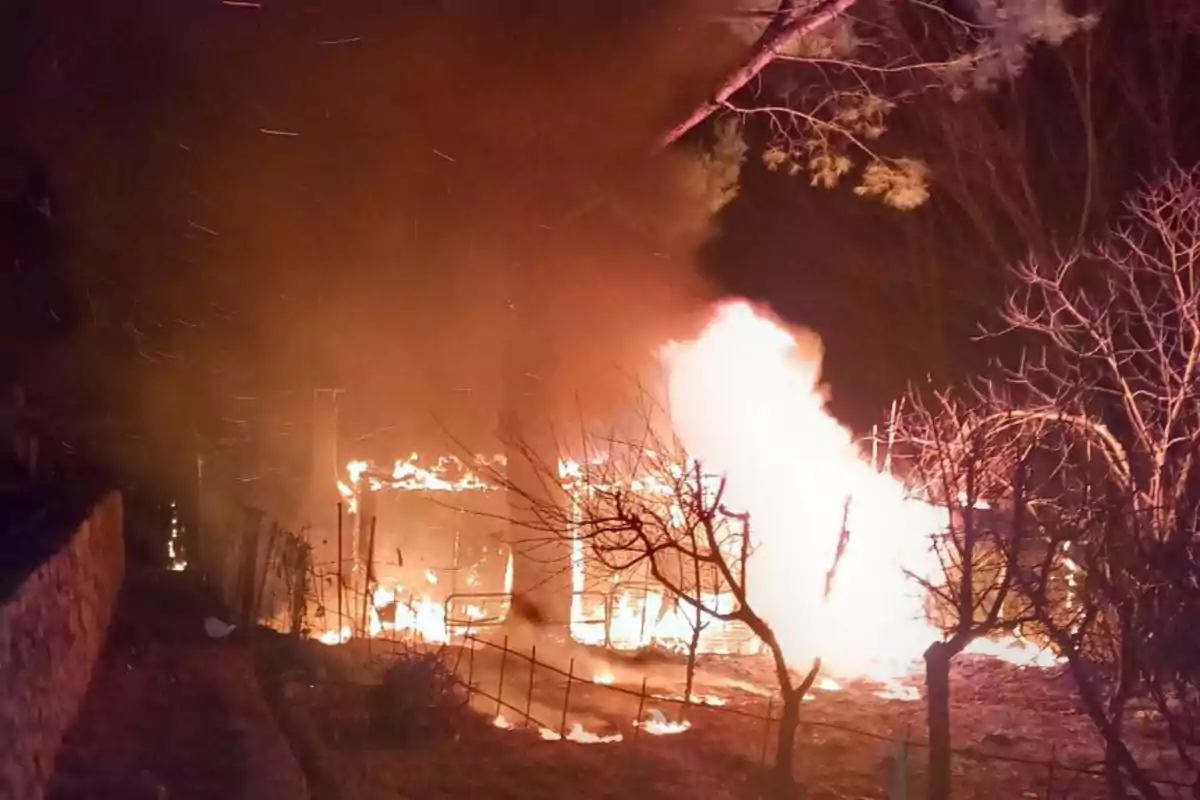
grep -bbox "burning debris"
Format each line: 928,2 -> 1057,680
539,724 -> 624,744
166,500 -> 187,572
636,710 -> 691,736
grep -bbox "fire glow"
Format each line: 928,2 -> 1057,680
315,299 -> 1058,692
659,300 -> 1059,678
539,724 -> 624,744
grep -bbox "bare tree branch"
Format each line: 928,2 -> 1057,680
662,0 -> 859,146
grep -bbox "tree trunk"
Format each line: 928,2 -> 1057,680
925,641 -> 954,800
773,687 -> 802,797
683,601 -> 702,711
1063,652 -> 1162,800
1104,743 -> 1128,799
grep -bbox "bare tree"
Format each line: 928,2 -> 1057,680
996,166 -> 1200,555
493,420 -> 850,797
894,388 -> 1051,800
971,167 -> 1200,798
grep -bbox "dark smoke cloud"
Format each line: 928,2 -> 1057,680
20,0 -> 745,467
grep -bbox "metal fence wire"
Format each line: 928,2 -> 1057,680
300,604 -> 1194,799
206,504 -> 1194,799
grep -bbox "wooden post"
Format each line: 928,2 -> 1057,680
761,698 -> 774,765
253,522 -> 281,628
890,733 -> 909,800
358,515 -> 377,636
560,658 -> 575,738
525,645 -> 537,726
336,502 -> 344,635
638,570 -> 651,645
289,540 -> 310,639
1045,744 -> 1057,799
602,593 -> 612,650
407,593 -> 415,644
496,635 -> 509,715
467,637 -> 476,702
633,676 -> 648,741
238,507 -> 265,628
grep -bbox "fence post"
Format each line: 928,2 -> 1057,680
638,577 -> 650,645
604,593 -> 613,650
336,502 -> 344,636
252,522 -> 281,624
289,541 -> 309,639
889,733 -> 909,800
407,593 -> 415,645
467,636 -> 476,703
525,645 -> 537,727
237,507 -> 264,628
760,698 -> 774,765
358,516 -> 377,636
633,676 -> 648,741
1045,744 -> 1057,800
496,635 -> 509,716
560,658 -> 575,739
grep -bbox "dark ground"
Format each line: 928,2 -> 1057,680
46,569 -> 307,800
40,571 -> 1194,800
256,632 -> 1196,800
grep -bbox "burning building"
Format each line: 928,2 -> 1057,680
301,299 -> 1057,684
330,454 -> 512,643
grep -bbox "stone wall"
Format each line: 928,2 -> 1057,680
0,490 -> 124,800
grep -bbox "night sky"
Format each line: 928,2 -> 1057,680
3,0 -> 1198,492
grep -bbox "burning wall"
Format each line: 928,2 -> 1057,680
321,455 -> 512,643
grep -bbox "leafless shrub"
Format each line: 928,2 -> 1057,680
960,166 -> 1200,799
370,647 -> 468,744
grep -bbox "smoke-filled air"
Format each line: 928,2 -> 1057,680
30,0 -> 751,461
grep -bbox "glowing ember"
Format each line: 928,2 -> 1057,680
592,671 -> 616,685
963,635 -> 1063,667
875,684 -> 922,702
540,724 -> 623,744
336,479 -> 358,515
347,589 -> 493,644
493,714 -> 515,730
651,693 -> 727,707
318,626 -> 352,645
373,585 -> 396,608
569,581 -> 751,654
660,299 -> 956,680
636,710 -> 691,736
816,677 -> 842,692
166,500 -> 187,572
347,460 -> 369,483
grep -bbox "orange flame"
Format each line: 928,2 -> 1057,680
659,299 -> 1053,680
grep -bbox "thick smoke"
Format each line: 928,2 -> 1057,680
20,0 -> 746,472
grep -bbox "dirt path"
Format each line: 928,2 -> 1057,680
47,570 -> 308,800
